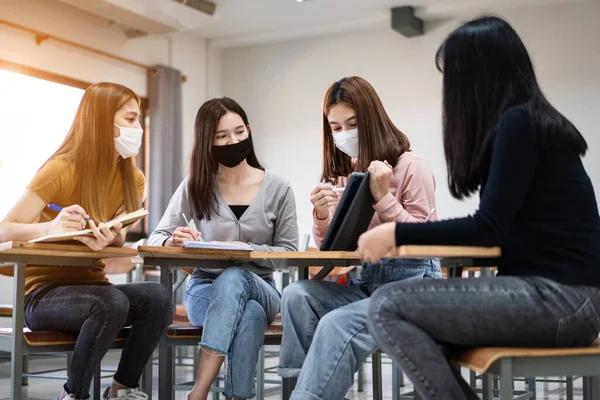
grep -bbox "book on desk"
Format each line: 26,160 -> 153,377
28,208 -> 148,244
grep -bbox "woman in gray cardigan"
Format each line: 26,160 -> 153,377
148,97 -> 299,400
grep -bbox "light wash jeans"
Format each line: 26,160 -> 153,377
368,276 -> 600,400
185,267 -> 280,399
277,258 -> 442,400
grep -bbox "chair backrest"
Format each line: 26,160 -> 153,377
300,233 -> 310,252
0,264 -> 15,277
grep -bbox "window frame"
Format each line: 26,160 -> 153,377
0,59 -> 150,240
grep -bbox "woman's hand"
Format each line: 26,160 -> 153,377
165,227 -> 201,247
311,183 -> 339,220
49,204 -> 89,233
357,222 -> 396,263
368,160 -> 394,202
74,220 -> 122,251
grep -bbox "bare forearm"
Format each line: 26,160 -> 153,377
110,229 -> 128,247
0,221 -> 52,242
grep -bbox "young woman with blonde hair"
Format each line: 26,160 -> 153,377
0,82 -> 172,400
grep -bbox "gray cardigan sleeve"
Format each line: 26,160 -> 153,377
248,184 -> 299,254
146,177 -> 192,247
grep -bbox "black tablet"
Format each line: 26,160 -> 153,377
319,171 -> 375,251
315,172 -> 375,279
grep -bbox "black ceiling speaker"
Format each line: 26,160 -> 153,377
174,0 -> 217,16
391,6 -> 424,37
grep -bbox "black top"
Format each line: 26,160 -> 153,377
229,205 -> 249,220
395,107 -> 600,287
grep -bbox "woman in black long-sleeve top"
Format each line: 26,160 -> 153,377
358,16 -> 600,400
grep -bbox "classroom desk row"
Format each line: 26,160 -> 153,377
0,241 -> 501,400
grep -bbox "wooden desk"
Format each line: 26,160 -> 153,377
137,245 -> 501,400
137,246 -> 361,400
395,245 -> 501,278
395,245 -> 501,258
0,241 -> 138,400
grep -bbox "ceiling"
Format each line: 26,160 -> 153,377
198,0 -> 582,47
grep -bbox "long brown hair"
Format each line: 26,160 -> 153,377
188,97 -> 263,220
44,82 -> 143,221
321,76 -> 411,183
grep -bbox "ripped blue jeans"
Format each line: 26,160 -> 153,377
185,267 -> 280,399
277,258 -> 442,400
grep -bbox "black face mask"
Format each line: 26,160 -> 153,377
212,136 -> 253,168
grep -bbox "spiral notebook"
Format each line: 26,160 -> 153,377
29,208 -> 149,243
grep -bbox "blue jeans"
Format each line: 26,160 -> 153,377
277,258 -> 442,400
368,276 -> 600,400
185,267 -> 281,399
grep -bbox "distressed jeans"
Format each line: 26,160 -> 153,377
185,267 -> 280,399
278,258 -> 442,400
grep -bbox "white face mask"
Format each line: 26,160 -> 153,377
114,123 -> 143,159
332,128 -> 359,158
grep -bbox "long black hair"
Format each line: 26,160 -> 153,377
437,16 -> 587,199
188,97 -> 263,220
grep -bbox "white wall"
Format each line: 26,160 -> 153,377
0,0 -> 208,304
217,0 -> 600,240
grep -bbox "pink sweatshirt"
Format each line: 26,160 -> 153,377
313,152 -> 437,247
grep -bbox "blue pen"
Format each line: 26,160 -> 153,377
48,204 -> 89,221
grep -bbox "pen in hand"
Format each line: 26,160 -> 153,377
47,204 -> 89,222
424,208 -> 436,223
182,213 -> 202,242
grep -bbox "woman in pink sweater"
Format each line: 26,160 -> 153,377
277,76 -> 441,400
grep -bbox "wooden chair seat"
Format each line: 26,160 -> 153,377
0,327 -> 131,346
456,338 -> 600,372
0,304 -> 13,317
166,321 -> 283,339
173,303 -> 189,323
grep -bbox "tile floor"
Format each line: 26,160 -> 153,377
0,347 -> 586,399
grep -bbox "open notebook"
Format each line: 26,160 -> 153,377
29,208 -> 149,243
183,241 -> 253,251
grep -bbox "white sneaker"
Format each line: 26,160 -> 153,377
103,387 -> 149,400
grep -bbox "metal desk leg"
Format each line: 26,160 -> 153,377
584,376 -> 600,400
91,365 -> 101,400
391,361 -> 399,400
282,377 -> 296,400
159,265 -> 175,400
450,267 -> 464,278
142,358 -> 153,399
11,263 -> 25,400
482,373 -> 493,400
282,271 -> 290,290
499,359 -> 513,400
256,346 -> 265,400
566,376 -> 574,400
298,264 -> 309,281
480,267 -> 494,278
371,352 -> 383,400
357,366 -> 364,392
